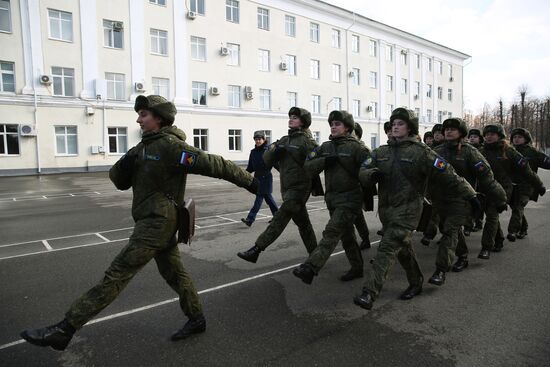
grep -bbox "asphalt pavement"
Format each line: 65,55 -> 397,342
1,170 -> 549,366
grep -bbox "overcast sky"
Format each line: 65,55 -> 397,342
324,0 -> 550,113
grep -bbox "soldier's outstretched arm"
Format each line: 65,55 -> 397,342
425,150 -> 476,200
358,150 -> 381,188
303,146 -> 327,176
536,150 -> 550,170
109,145 -> 141,190
511,149 -> 544,191
470,150 -> 507,205
263,141 -> 281,169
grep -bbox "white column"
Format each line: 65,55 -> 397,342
433,59 -> 438,123
79,0 -> 98,99
393,44 -> 399,109
378,39 -> 384,122
420,53 -> 425,122
20,0 -> 47,95
129,0 -> 145,100
173,0 -> 188,105
408,50 -> 414,108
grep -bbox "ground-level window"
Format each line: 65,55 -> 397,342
55,126 -> 77,155
0,123 -> 19,155
193,128 -> 208,151
108,127 -> 127,154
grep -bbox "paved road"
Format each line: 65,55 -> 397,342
1,171 -> 549,366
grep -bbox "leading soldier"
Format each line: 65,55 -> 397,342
353,108 -> 476,310
20,95 -> 257,350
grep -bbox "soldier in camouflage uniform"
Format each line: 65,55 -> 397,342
20,95 -> 256,351
467,128 -> 485,231
352,122 -> 372,250
237,107 -> 318,263
507,128 -> 548,240
432,123 -> 445,147
478,124 -> 544,258
431,118 -> 505,280
423,131 -> 434,147
353,108 -> 476,310
292,111 -> 370,284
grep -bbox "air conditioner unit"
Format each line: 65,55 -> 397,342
279,61 -> 288,71
245,92 -> 254,100
220,46 -> 229,56
348,71 -> 355,78
112,21 -> 123,31
244,86 -> 252,93
366,106 -> 373,112
134,81 -> 146,92
187,11 -> 197,20
90,145 -> 105,154
85,106 -> 95,115
210,86 -> 220,95
449,76 -> 454,82
20,124 -> 37,136
413,94 -> 419,100
39,74 -> 52,85
400,50 -> 407,55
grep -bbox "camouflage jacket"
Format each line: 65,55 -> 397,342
513,143 -> 550,198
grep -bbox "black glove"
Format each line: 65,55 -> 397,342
119,151 -> 138,172
496,203 -> 507,213
246,178 -> 259,195
539,186 -> 547,196
371,170 -> 384,183
325,155 -> 339,167
274,144 -> 286,159
469,196 -> 482,217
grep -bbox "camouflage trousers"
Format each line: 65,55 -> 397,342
354,212 -> 370,242
66,216 -> 202,329
255,198 -> 317,253
306,206 -> 363,273
481,204 -> 505,251
435,208 -> 469,271
423,208 -> 440,240
507,194 -> 530,234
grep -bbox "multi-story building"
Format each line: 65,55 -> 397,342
0,0 -> 469,175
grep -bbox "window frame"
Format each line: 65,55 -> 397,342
0,60 -> 15,92
150,28 -> 168,56
351,34 -> 360,53
331,28 -> 341,48
368,71 -> 377,89
284,15 -> 295,37
51,66 -> 75,97
309,22 -> 320,43
259,88 -> 271,110
369,39 -> 377,57
54,125 -> 78,156
226,43 -> 240,66
257,7 -> 269,30
192,81 -> 207,106
48,8 -> 73,42
257,49 -> 270,72
310,59 -> 320,80
401,78 -> 408,94
189,0 -> 205,15
226,0 -> 239,23
352,68 -> 360,86
107,127 -> 128,154
286,54 -> 296,76
190,36 -> 206,61
0,0 -> 12,33
386,75 -> 393,92
332,64 -> 341,83
287,91 -> 297,108
311,94 -> 320,114
0,123 -> 19,155
352,99 -> 361,117
105,72 -> 125,101
149,0 -> 166,5
152,77 -> 170,99
228,85 -> 241,108
193,128 -> 208,151
103,19 -> 123,49
228,129 -> 242,151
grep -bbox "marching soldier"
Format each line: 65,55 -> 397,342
237,107 -> 318,263
353,108 -> 476,310
423,131 -> 434,147
20,95 -> 257,350
432,124 -> 445,147
467,128 -> 485,231
352,122 -> 372,250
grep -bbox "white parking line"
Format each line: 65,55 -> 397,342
0,239 -> 380,351
95,233 -> 110,242
41,240 -> 52,251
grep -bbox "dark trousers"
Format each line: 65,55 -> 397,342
246,193 -> 278,222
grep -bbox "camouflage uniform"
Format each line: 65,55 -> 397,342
66,102 -> 253,329
508,128 -> 549,237
479,124 -> 544,252
301,111 -> 370,278
352,122 -> 371,248
358,109 -> 475,301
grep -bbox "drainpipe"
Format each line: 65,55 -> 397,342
345,12 -> 356,111
33,69 -> 41,173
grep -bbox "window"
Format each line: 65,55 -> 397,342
285,15 -> 295,37
286,55 -> 296,76
0,0 -> 12,33
103,20 -> 123,49
385,45 -> 393,62
414,81 -> 420,97
438,61 -> 443,75
152,77 -> 169,99
332,97 -> 342,111
259,89 -> 271,110
226,0 -> 239,23
55,126 -> 77,155
352,99 -> 360,117
438,110 -> 443,123
48,9 -> 73,41
0,124 -> 19,155
448,64 -> 453,79
438,87 -> 443,100
426,109 -> 433,123
190,36 -> 206,61
310,22 -> 319,43
261,130 -> 272,144
150,0 -> 166,5
313,131 -> 321,144
386,104 -> 394,118
0,61 -> 15,92
257,7 -> 269,30
192,81 -> 207,105
51,67 -> 74,96
369,40 -> 377,57
105,72 -> 125,100
426,58 -> 432,72
190,0 -> 205,15
415,108 -> 420,117
401,78 -> 408,94
310,59 -> 320,79
258,49 -> 270,71
448,88 -> 453,101
227,43 -> 240,66
351,35 -> 359,53
369,102 -> 378,118
332,64 -> 341,83
415,54 -> 420,69
370,133 -> 378,149
331,29 -> 341,48
150,29 -> 168,55
287,91 -> 297,108
369,71 -> 377,89
352,68 -> 360,85
311,95 -> 320,114
193,129 -> 208,151
386,75 -> 393,92
108,127 -> 127,154
401,51 -> 407,65
448,111 -> 453,118
228,85 -> 241,107
228,129 -> 241,151
426,84 -> 432,98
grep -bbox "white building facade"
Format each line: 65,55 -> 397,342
0,0 -> 470,175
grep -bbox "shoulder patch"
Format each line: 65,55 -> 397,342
474,161 -> 487,173
433,157 -> 447,171
362,157 -> 374,168
307,147 -> 318,160
517,157 -> 528,167
180,150 -> 197,167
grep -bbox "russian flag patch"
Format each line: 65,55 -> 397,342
474,161 -> 486,172
180,150 -> 197,167
433,157 -> 447,171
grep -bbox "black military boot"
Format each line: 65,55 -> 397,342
478,249 -> 491,259
339,268 -> 363,282
420,236 -> 432,246
20,319 -> 76,351
506,233 -> 516,242
240,218 -> 253,227
428,270 -> 446,286
473,220 -> 483,231
376,229 -> 384,236
516,231 -> 527,239
353,290 -> 374,310
171,314 -> 206,341
452,256 -> 469,272
400,283 -> 423,300
492,240 -> 504,252
292,263 -> 315,284
359,237 -> 371,250
237,245 -> 262,263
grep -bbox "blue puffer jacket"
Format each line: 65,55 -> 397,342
246,143 -> 273,195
